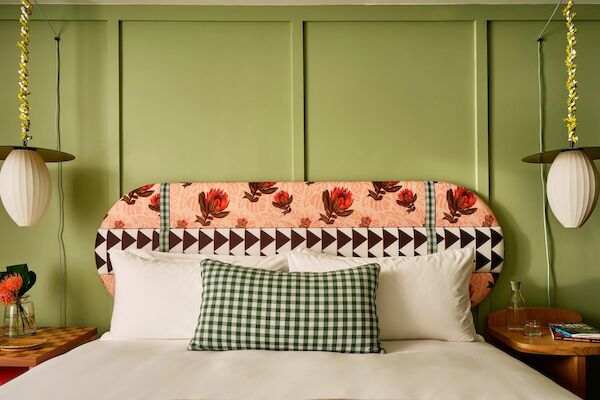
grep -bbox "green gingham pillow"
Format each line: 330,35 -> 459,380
188,259 -> 383,353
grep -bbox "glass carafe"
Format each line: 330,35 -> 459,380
507,281 -> 526,331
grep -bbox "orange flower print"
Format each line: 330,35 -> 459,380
176,219 -> 188,229
196,189 -> 230,226
236,218 -> 249,228
272,191 -> 293,215
359,216 -> 372,228
444,187 -> 478,223
396,189 -> 417,213
482,214 -> 495,227
122,184 -> 154,205
299,217 -> 312,228
114,220 -> 125,229
243,182 -> 278,203
368,181 -> 402,200
149,193 -> 160,212
320,187 -> 354,224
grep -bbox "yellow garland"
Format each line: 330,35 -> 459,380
17,0 -> 32,146
563,0 -> 578,145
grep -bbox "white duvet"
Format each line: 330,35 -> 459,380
0,336 -> 576,400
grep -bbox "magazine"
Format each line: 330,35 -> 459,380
549,323 -> 600,343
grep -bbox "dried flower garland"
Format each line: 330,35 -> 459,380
563,0 -> 578,146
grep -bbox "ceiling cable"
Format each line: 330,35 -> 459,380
536,0 -> 564,307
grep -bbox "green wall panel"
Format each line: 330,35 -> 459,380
489,20 -> 600,327
0,20 -> 112,330
121,21 -> 293,190
305,21 -> 475,185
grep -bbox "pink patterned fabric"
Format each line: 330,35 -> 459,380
102,181 -> 499,229
97,181 -> 502,307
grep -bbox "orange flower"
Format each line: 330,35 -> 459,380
236,218 -> 248,228
114,220 -> 125,229
359,216 -> 372,228
330,187 -> 353,211
273,191 -> 291,206
0,287 -> 16,304
299,217 -> 312,228
2,274 -> 23,292
454,187 -> 476,209
206,189 -> 229,213
176,219 -> 188,229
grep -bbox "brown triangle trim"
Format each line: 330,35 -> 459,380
199,230 -> 213,250
95,253 -> 106,269
95,232 -> 106,248
491,229 -> 503,248
291,230 -> 306,250
307,230 -> 320,248
276,230 -> 290,250
337,230 -> 351,249
121,231 -> 136,250
352,229 -> 367,249
152,231 -> 160,250
322,230 -> 336,249
398,229 -> 412,249
214,230 -> 228,250
414,230 -> 427,248
383,229 -> 396,249
107,231 -> 121,250
169,231 -> 183,249
367,230 -> 382,249
444,229 -> 459,248
183,231 -> 198,251
137,231 -> 152,248
230,230 -> 244,249
460,229 -> 475,248
260,230 -> 275,249
245,230 -> 259,249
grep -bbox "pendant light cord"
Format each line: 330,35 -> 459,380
536,0 -> 563,307
55,36 -> 66,328
30,0 -> 66,327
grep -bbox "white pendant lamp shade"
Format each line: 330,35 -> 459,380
0,149 -> 52,227
546,150 -> 599,228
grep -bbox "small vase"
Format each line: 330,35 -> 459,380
507,281 -> 526,332
3,295 -> 36,337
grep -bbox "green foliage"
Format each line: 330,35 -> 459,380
0,264 -> 36,297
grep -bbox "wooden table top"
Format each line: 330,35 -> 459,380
0,327 -> 97,368
487,325 -> 600,356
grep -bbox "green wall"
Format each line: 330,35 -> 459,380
0,1 -> 599,361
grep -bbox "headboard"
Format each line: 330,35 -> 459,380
95,181 -> 504,307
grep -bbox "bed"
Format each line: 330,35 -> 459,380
0,181 -> 578,399
0,336 -> 577,399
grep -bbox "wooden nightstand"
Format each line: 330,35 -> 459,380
0,327 -> 97,385
487,308 -> 600,399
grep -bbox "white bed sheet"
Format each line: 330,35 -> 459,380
0,336 -> 577,400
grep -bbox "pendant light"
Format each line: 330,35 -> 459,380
523,0 -> 600,228
0,0 -> 74,227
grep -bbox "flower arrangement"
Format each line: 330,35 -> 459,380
0,264 -> 36,336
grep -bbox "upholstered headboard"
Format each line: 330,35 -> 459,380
95,181 -> 504,306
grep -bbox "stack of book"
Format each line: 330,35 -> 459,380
549,323 -> 600,343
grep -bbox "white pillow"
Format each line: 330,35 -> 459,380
288,248 -> 476,342
108,250 -> 291,340
125,249 -> 289,271
109,251 -> 203,340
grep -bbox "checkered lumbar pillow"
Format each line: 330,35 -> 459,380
189,259 -> 383,353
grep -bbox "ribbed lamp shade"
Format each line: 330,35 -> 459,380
0,149 -> 52,227
546,149 -> 599,228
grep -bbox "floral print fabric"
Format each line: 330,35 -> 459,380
98,181 -> 502,306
